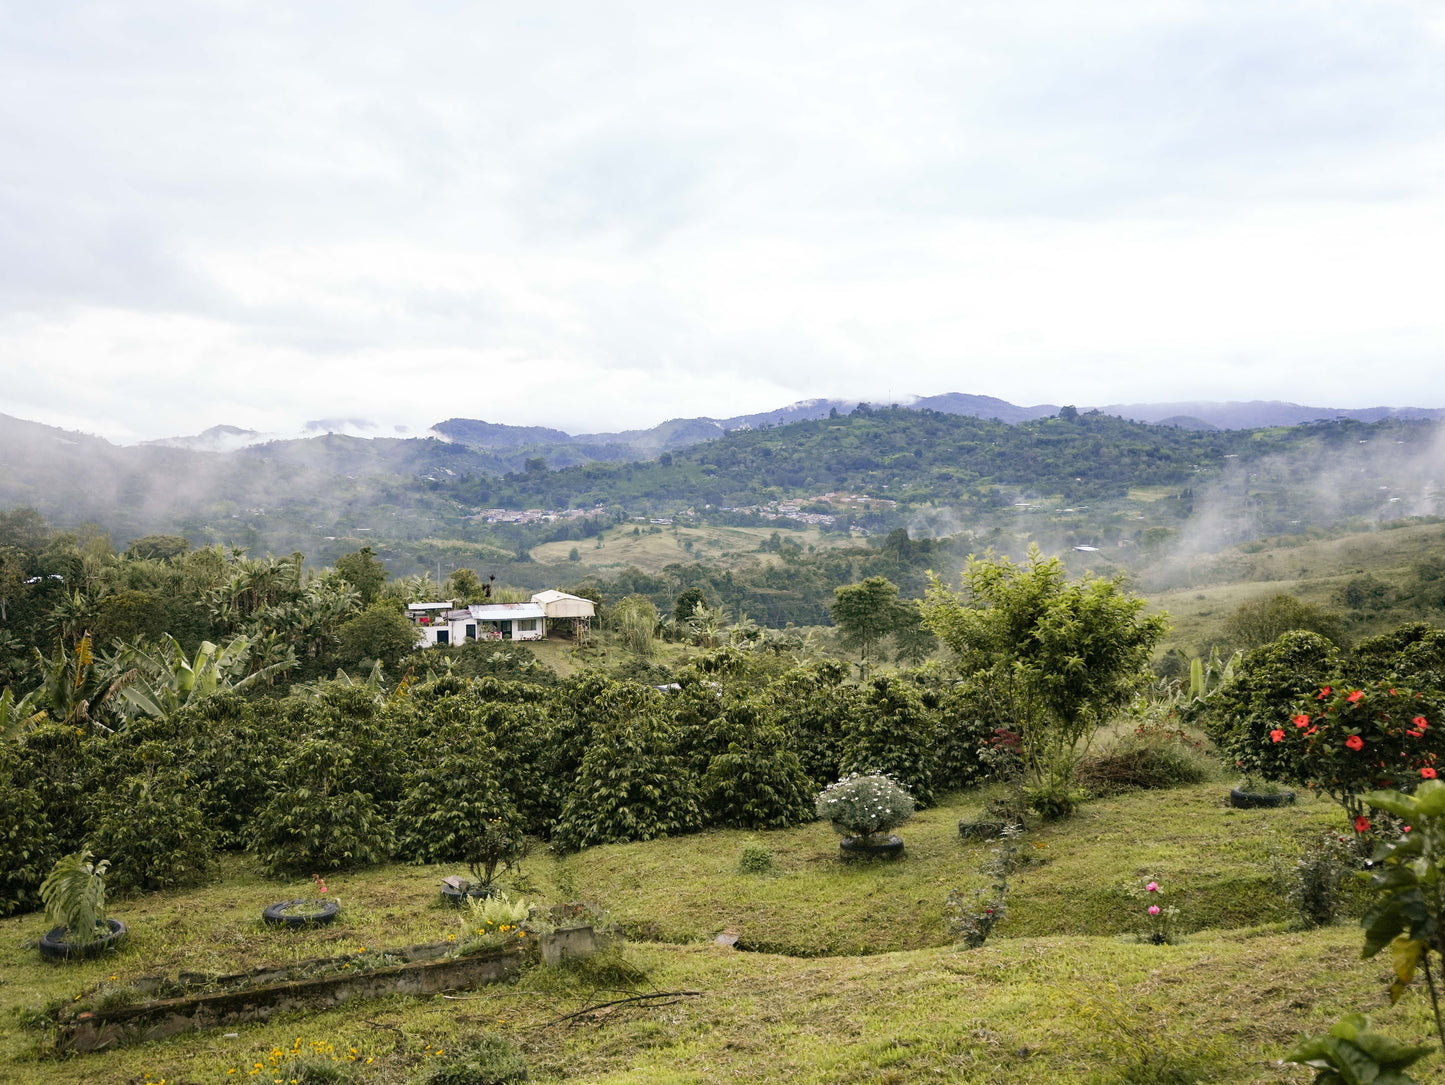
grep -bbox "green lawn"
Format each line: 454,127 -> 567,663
0,783 -> 1431,1084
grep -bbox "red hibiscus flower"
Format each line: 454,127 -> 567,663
1292,714 -> 1310,728
1347,690 -> 1364,703
1318,687 -> 1332,700
1355,816 -> 1371,833
1423,767 -> 1438,780
1270,729 -> 1285,743
1414,716 -> 1428,730
1345,735 -> 1364,751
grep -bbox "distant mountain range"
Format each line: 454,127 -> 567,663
84,395 -> 1445,460
425,395 -> 1445,453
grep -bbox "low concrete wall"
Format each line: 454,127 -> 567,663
61,927 -> 597,1053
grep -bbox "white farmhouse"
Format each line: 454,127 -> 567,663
408,590 -> 595,647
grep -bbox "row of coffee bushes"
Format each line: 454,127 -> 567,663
0,651 -> 1000,915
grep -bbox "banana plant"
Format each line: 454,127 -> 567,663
30,634 -> 134,730
116,633 -> 293,719
0,687 -> 48,740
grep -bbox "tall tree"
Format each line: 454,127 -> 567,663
830,576 -> 904,676
923,547 -> 1167,817
335,547 -> 387,606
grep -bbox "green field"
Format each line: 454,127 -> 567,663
0,780 -> 1428,1084
530,524 -> 852,575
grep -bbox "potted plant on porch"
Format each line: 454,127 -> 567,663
816,773 -> 915,860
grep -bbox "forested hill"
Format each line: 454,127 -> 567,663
439,406 -> 1440,516
1,407 -> 1441,559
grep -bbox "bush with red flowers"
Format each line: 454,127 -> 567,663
1276,683 -> 1445,828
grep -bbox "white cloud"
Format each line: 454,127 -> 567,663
3,0 -> 1444,442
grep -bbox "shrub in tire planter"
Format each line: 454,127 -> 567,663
815,773 -> 915,860
39,918 -> 128,960
38,850 -> 125,960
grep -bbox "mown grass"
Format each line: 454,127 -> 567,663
0,781 -> 1431,1084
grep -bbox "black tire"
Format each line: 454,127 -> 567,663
1229,788 -> 1296,809
263,899 -> 341,927
441,883 -> 497,904
840,834 -> 904,861
39,918 -> 128,961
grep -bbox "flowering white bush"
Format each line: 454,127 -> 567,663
815,773 -> 915,839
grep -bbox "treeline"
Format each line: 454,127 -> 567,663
569,527 -> 954,630
0,655 -> 1001,915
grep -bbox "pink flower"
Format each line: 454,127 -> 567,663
1145,881 -> 1159,893
1148,905 -> 1160,916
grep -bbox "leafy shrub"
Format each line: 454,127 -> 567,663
392,732 -> 524,874
15,722 -> 95,859
166,692 -> 276,848
414,1034 -> 526,1085
763,662 -> 856,789
1199,630 -> 1338,780
1284,1015 -> 1431,1085
0,745 -> 52,916
931,682 -> 1011,791
701,702 -> 815,830
551,684 -> 702,852
1277,682 -> 1445,827
1074,723 -> 1216,797
250,738 -> 393,876
737,844 -> 775,874
91,770 -> 217,894
815,773 -> 915,839
839,676 -> 937,807
1285,830 -> 1358,928
39,849 -> 108,945
944,825 -> 1019,948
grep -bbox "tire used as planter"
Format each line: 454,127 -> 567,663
39,918 -> 128,961
440,882 -> 498,905
1229,787 -> 1296,809
839,834 -> 904,861
262,899 -> 341,927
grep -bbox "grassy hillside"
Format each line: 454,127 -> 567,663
0,781 -> 1427,1084
1149,520 -> 1445,654
530,523 -> 853,575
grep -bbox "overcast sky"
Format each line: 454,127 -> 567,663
4,1 -> 1444,444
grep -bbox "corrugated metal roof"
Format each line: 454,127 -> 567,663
468,603 -> 546,620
